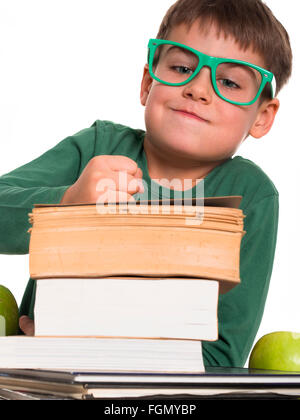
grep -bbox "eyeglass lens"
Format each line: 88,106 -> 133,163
152,44 -> 263,103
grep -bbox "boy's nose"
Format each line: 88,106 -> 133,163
182,67 -> 213,104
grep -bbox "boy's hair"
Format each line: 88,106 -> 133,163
156,0 -> 292,98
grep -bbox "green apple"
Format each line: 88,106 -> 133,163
0,285 -> 19,336
249,331 -> 300,372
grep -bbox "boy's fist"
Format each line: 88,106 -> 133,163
60,156 -> 144,205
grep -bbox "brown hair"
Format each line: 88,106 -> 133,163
156,0 -> 292,96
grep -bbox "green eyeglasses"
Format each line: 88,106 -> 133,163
147,39 -> 277,106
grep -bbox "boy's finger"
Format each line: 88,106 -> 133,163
96,173 -> 144,194
127,177 -> 145,194
19,316 -> 35,336
116,173 -> 144,194
104,156 -> 140,175
136,168 -> 143,179
97,189 -> 136,204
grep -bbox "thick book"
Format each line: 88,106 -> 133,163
0,337 -> 204,374
34,278 -> 219,339
28,197 -> 245,293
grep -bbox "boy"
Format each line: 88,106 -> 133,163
0,0 -> 292,367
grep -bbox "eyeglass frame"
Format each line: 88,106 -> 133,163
147,38 -> 277,106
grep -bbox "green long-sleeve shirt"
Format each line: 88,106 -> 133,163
0,120 -> 279,368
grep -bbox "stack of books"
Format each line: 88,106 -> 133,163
0,197 -> 245,376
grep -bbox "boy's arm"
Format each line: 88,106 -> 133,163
0,125 -> 144,257
0,128 -> 96,255
202,194 -> 279,368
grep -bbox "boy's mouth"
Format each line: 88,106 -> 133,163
172,108 -> 208,123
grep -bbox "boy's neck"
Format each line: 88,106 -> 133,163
143,137 -> 228,190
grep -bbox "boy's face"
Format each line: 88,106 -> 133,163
140,21 -> 279,165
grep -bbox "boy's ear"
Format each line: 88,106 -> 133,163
140,64 -> 153,106
249,98 -> 280,139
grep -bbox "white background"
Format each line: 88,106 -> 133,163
0,0 -> 298,366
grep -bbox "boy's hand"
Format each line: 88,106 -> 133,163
19,316 -> 35,336
60,156 -> 144,205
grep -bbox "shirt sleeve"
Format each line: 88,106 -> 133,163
0,127 -> 96,255
202,194 -> 279,368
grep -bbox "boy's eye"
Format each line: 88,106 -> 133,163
171,66 -> 194,75
219,78 -> 240,89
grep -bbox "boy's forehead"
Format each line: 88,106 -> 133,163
167,21 -> 266,68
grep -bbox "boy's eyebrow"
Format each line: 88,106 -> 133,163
164,45 -> 198,59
